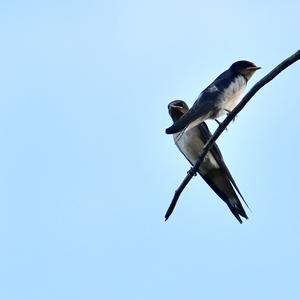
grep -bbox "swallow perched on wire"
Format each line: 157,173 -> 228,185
166,100 -> 249,223
165,60 -> 260,134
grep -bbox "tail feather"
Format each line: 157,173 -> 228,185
227,198 -> 248,224
166,108 -> 202,134
199,170 -> 248,223
166,119 -> 188,134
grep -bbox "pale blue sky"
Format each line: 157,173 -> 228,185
0,1 -> 300,299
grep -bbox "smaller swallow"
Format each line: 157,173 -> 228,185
166,60 -> 260,134
167,100 -> 249,223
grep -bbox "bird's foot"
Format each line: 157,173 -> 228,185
215,119 -> 228,131
215,119 -> 221,126
225,109 -> 236,122
187,168 -> 197,177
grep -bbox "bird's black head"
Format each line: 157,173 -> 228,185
229,60 -> 261,81
168,100 -> 189,122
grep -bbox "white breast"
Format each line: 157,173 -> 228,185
173,128 -> 219,174
220,75 -> 246,113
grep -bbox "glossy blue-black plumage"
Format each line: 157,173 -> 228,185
166,100 -> 249,223
165,60 -> 259,134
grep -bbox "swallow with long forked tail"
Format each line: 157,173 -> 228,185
166,100 -> 249,223
165,60 -> 260,134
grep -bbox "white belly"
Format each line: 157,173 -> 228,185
174,128 -> 219,174
220,75 -> 246,114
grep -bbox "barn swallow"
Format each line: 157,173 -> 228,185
165,60 -> 260,134
167,100 -> 249,223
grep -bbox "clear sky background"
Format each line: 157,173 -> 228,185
0,1 -> 299,299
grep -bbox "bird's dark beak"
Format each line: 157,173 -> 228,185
247,66 -> 261,71
169,105 -> 184,112
168,104 -> 186,121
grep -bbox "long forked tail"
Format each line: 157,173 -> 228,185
226,198 -> 248,224
200,170 -> 248,224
